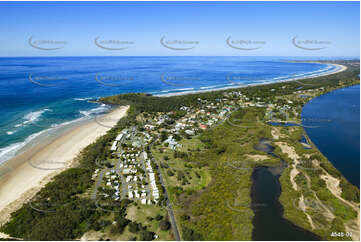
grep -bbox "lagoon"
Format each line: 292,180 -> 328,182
302,85 -> 360,187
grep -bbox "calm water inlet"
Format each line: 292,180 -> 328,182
251,166 -> 319,241
302,85 -> 360,187
251,139 -> 319,240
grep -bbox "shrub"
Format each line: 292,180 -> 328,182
167,170 -> 174,176
139,230 -> 155,241
182,227 -> 203,241
159,220 -> 171,231
128,222 -> 140,233
116,216 -> 130,234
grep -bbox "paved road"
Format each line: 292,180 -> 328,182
91,129 -> 180,239
151,154 -> 181,241
115,158 -> 128,199
140,151 -> 152,199
139,109 -> 239,240
91,168 -> 110,200
145,110 -> 237,241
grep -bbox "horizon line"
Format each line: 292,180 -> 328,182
0,55 -> 359,59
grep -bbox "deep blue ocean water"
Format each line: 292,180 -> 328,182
302,85 -> 360,187
0,56 -> 338,164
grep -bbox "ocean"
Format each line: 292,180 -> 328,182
0,56 -> 339,164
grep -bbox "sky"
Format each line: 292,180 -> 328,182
0,1 -> 359,57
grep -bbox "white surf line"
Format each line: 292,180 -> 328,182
154,63 -> 348,97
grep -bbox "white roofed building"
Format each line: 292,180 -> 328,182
111,141 -> 118,151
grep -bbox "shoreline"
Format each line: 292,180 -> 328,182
300,84 -> 360,184
0,103 -> 111,166
301,122 -> 360,240
288,84 -> 360,240
251,164 -> 320,240
0,61 -> 352,238
155,63 -> 347,97
301,85 -> 360,240
0,105 -> 129,227
0,63 -> 346,165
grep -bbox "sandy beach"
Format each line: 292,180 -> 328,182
156,63 -> 347,97
0,105 -> 129,227
0,62 -> 352,238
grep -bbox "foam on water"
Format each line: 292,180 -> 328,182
14,109 -> 51,128
74,97 -> 95,101
79,103 -> 109,117
0,57 -> 344,166
0,103 -> 109,164
0,128 -> 49,164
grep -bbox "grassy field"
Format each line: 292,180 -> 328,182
125,204 -> 173,241
150,108 -> 284,240
150,79 -> 360,240
1,63 -> 359,241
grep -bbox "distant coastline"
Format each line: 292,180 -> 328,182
155,63 -> 347,97
0,59 -> 341,166
0,61 -> 350,223
0,62 -> 348,173
0,60 -> 357,241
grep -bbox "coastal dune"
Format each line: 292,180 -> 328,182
0,62 -> 352,239
0,105 -> 129,228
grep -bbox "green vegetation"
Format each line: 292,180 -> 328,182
1,62 -> 359,241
